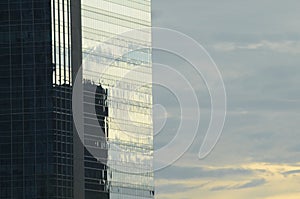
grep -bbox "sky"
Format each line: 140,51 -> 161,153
151,0 -> 300,198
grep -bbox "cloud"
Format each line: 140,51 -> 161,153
282,170 -> 300,177
156,165 -> 257,180
213,40 -> 300,54
210,185 -> 229,191
156,162 -> 300,199
152,0 -> 300,198
158,183 -> 205,194
210,178 -> 266,191
235,178 -> 266,189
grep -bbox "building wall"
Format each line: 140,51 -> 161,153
0,0 -> 153,199
51,0 -> 74,198
0,0 -> 55,198
0,0 -> 74,198
80,0 -> 154,198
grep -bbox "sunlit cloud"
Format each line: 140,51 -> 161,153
156,162 -> 300,199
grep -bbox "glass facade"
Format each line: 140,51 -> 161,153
51,0 -> 74,198
81,0 -> 154,198
0,0 -> 62,198
0,0 -> 73,198
0,0 -> 153,198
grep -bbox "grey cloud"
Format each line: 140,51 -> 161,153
210,185 -> 229,192
235,178 -> 266,189
210,178 -> 266,192
213,41 -> 300,54
152,1 -> 300,197
282,170 -> 300,177
156,165 -> 263,180
152,0 -> 300,42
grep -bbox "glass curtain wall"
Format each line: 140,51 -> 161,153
80,0 -> 154,198
51,0 -> 73,198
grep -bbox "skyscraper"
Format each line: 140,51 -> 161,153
0,0 -> 153,198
